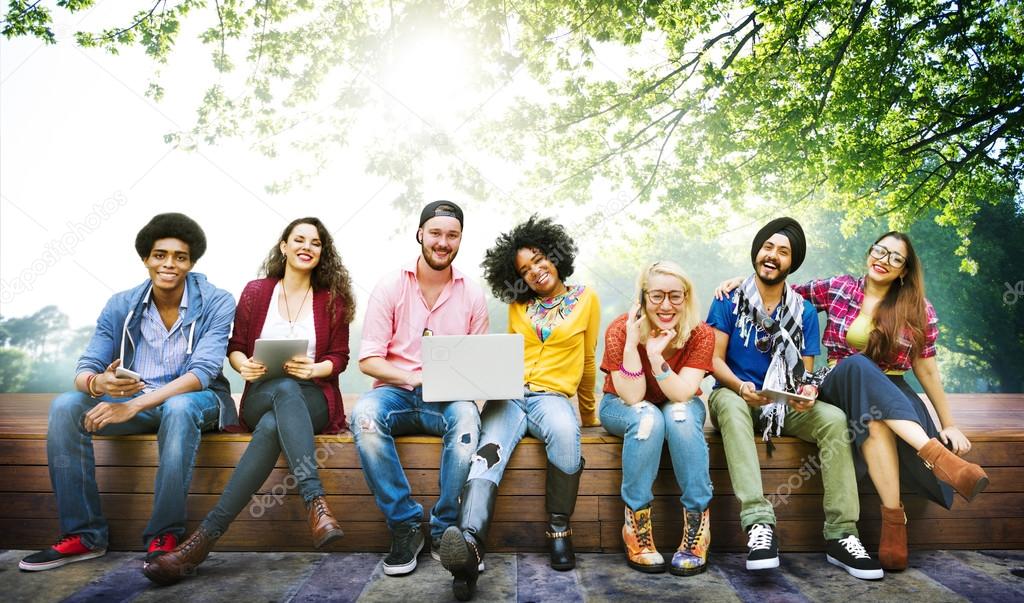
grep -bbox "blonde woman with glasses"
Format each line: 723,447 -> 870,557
599,261 -> 716,576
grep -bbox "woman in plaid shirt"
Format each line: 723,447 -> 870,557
718,231 -> 989,572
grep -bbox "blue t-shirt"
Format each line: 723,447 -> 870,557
706,292 -> 821,390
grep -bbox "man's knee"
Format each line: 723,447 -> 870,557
812,402 -> 849,441
160,394 -> 204,428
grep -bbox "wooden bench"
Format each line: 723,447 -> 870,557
0,393 -> 1021,553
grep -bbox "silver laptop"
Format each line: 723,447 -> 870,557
421,334 -> 524,402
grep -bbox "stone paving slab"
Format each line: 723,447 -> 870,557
0,550 -> 1020,602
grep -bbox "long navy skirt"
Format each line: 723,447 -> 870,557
819,353 -> 954,509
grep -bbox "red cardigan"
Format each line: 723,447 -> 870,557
227,278 -> 350,433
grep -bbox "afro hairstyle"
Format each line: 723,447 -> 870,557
481,214 -> 578,303
134,213 -> 207,261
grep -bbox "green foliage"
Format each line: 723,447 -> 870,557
0,348 -> 32,391
6,2 -> 1019,248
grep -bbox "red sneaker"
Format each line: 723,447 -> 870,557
19,535 -> 106,571
146,533 -> 178,562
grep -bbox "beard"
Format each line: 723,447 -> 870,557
756,260 -> 790,286
421,243 -> 457,271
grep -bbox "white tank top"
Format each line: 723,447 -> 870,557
259,282 -> 316,359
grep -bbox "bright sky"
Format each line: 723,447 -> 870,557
0,4 -> 742,330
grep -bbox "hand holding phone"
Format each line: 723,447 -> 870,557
115,366 -> 142,381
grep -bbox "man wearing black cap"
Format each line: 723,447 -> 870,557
705,217 -> 882,580
353,201 -> 489,576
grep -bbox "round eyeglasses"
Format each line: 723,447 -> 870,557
644,290 -> 686,305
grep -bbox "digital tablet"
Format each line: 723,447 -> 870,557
253,338 -> 309,381
756,387 -> 815,403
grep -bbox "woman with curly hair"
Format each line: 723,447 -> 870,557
599,261 -> 716,576
145,217 -> 355,586
440,215 -> 599,601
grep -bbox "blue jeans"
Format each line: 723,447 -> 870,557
202,378 -> 329,536
47,389 -> 220,549
599,393 -> 712,512
468,390 -> 582,485
352,385 -> 479,539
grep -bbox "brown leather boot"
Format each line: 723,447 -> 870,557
917,438 -> 989,501
143,526 -> 218,586
878,503 -> 908,571
308,496 -> 344,548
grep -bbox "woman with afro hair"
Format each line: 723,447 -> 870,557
440,215 -> 600,601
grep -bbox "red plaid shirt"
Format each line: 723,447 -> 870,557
792,274 -> 938,372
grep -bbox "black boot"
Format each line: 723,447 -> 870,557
546,458 -> 585,571
440,479 -> 497,601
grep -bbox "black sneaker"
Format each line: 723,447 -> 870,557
826,534 -> 884,580
19,535 -> 106,571
746,523 -> 780,570
383,521 -> 424,576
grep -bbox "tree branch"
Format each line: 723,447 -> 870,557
87,0 -> 164,43
815,0 -> 874,117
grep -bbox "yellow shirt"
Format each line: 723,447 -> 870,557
508,286 -> 601,416
830,313 -> 905,375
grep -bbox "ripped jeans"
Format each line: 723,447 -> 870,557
352,385 -> 480,540
599,393 -> 712,512
468,390 -> 582,485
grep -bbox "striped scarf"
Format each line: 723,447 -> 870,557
732,276 -> 806,447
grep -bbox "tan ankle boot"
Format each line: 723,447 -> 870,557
308,496 -> 344,548
143,526 -> 219,586
878,503 -> 908,571
918,438 -> 989,501
623,506 -> 665,573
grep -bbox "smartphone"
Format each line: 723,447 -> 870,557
115,366 -> 142,382
635,290 -> 645,320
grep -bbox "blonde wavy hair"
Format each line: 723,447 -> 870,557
637,260 -> 701,351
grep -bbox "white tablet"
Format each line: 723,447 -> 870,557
756,387 -> 815,403
253,338 -> 309,381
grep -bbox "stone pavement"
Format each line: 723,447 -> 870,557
1,549 -> 1022,602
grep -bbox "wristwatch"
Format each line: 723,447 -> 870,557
654,362 -> 672,382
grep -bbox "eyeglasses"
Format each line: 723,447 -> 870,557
869,244 -> 907,268
645,289 -> 686,306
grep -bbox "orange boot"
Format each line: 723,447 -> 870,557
878,503 -> 908,571
623,506 -> 665,573
918,438 -> 989,501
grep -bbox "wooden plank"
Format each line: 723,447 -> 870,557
3,393 -> 1021,441
4,466 -> 1022,496
2,493 -> 600,523
596,492 -> 1024,523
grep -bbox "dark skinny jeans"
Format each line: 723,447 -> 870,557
201,377 -> 329,536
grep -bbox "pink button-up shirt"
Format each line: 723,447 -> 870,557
359,257 -> 490,390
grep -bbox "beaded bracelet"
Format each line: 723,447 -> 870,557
618,363 -> 644,379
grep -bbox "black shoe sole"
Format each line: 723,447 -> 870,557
669,563 -> 708,576
440,527 -> 478,600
